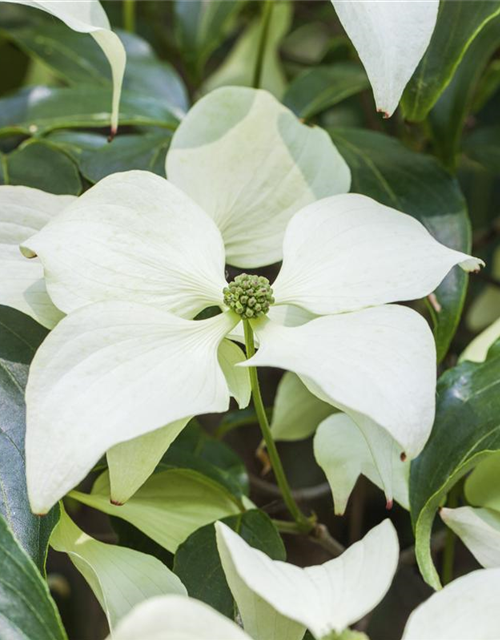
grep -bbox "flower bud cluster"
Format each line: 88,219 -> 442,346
223,273 -> 274,318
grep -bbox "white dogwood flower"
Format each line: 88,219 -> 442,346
21,159 -> 482,514
0,86 -> 351,506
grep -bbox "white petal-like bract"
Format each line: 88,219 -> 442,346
6,0 -> 126,133
332,0 -> 439,117
273,194 -> 483,316
167,86 -> 350,268
247,306 -> 436,460
216,519 -> 399,638
314,413 -> 409,515
441,506 -> 500,569
0,185 -> 74,327
22,171 -> 228,319
109,595 -> 252,640
26,303 -> 237,514
402,568 -> 500,639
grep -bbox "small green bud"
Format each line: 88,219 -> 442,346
223,273 -> 274,318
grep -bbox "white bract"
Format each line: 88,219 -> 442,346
2,0 -> 125,134
331,0 -> 439,116
314,413 -> 410,515
402,568 -> 500,640
109,595 -> 252,640
216,519 -> 399,639
1,87 -> 481,514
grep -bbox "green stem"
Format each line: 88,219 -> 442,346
441,481 -> 462,585
243,320 -> 313,532
123,0 -> 136,33
252,0 -> 274,89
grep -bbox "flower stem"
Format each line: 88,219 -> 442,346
252,0 -> 274,89
123,0 -> 136,33
243,320 -> 313,533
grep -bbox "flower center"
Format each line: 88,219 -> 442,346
223,273 -> 274,319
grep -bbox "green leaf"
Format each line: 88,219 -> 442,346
329,127 -> 471,361
159,421 -> 249,498
0,306 -> 59,572
174,0 -> 245,75
0,12 -> 188,115
410,339 -> 500,589
0,86 -> 180,135
283,62 -> 369,119
402,1 -> 500,121
51,508 -> 186,630
78,132 -> 171,183
203,2 -> 292,99
0,139 -> 82,194
428,17 -> 500,170
173,509 -> 285,617
0,513 -> 67,639
463,125 -> 500,173
70,469 -> 242,553
44,131 -> 108,162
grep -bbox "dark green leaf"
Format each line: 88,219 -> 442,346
0,86 -> 180,135
0,10 -> 188,114
79,132 -> 171,183
410,339 -> 500,589
402,1 -> 500,121
0,306 -> 59,572
283,63 -> 369,119
44,131 -> 107,162
1,139 -> 82,194
329,128 -> 471,361
174,0 -> 245,73
463,125 -> 500,173
428,17 -> 500,170
158,421 -> 249,498
174,509 -> 285,617
0,513 -> 67,639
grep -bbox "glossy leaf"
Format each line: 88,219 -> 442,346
329,127 -> 472,362
0,14 -> 188,114
0,513 -> 67,640
283,62 -> 369,119
51,508 -> 186,629
402,1 -> 500,121
410,339 -> 500,589
203,2 -> 291,99
0,85 -> 179,135
463,125 -> 500,173
0,139 -> 82,194
0,306 -> 59,572
70,469 -> 242,553
0,0 -> 126,133
428,16 -> 500,170
159,421 -> 249,498
175,0 -> 245,74
174,509 -> 285,618
79,133 -> 171,183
